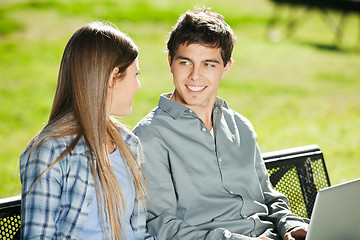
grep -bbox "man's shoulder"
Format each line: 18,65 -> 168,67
134,106 -> 170,129
134,107 -> 158,127
217,98 -> 251,123
222,105 -> 251,122
133,106 -> 164,135
221,105 -> 256,132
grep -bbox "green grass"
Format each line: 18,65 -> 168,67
1,0 -> 360,197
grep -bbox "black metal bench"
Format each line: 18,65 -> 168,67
0,144 -> 331,239
263,144 -> 330,219
0,195 -> 21,239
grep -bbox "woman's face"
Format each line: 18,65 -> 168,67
107,58 -> 141,116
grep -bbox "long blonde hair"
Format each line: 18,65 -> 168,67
28,21 -> 146,240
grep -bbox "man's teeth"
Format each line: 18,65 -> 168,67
187,86 -> 206,92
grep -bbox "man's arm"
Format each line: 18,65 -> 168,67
253,145 -> 309,238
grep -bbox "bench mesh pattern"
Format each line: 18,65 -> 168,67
0,215 -> 20,239
266,154 -> 330,218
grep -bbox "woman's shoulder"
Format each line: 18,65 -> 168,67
113,122 -> 141,161
113,119 -> 140,147
119,126 -> 140,153
21,133 -> 86,165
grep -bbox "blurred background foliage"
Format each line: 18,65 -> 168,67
0,0 -> 359,197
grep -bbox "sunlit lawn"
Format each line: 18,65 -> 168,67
1,0 -> 359,197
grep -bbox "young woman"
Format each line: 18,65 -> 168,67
20,21 -> 146,240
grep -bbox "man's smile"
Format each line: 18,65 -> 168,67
186,85 -> 207,92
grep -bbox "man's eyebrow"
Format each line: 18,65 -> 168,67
174,56 -> 191,61
174,55 -> 220,64
204,59 -> 220,64
174,56 -> 220,64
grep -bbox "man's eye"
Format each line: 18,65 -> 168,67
205,63 -> 215,67
180,61 -> 191,65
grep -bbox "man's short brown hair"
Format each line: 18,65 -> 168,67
167,7 -> 236,66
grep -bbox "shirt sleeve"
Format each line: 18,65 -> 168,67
131,191 -> 147,240
133,125 -> 253,240
20,139 -> 64,239
254,144 -> 309,237
131,142 -> 147,240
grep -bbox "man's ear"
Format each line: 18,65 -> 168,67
168,55 -> 175,74
168,55 -> 172,66
221,60 -> 232,79
108,67 -> 120,88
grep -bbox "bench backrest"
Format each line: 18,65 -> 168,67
0,195 -> 21,239
263,144 -> 331,219
0,144 -> 330,239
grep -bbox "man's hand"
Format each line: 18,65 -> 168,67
284,227 -> 307,240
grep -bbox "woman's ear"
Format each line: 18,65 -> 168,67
108,67 -> 120,88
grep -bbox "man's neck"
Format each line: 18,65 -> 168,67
169,92 -> 215,130
188,104 -> 213,130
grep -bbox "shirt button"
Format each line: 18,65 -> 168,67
201,127 -> 207,132
188,109 -> 193,113
224,230 -> 232,238
251,233 -> 257,238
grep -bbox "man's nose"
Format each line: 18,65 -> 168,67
189,65 -> 202,81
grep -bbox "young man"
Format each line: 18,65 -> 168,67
133,7 -> 308,240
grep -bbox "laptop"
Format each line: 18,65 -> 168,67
306,178 -> 360,240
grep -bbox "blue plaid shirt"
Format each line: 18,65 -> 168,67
20,127 -> 146,239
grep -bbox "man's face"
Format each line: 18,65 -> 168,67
169,43 -> 231,113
